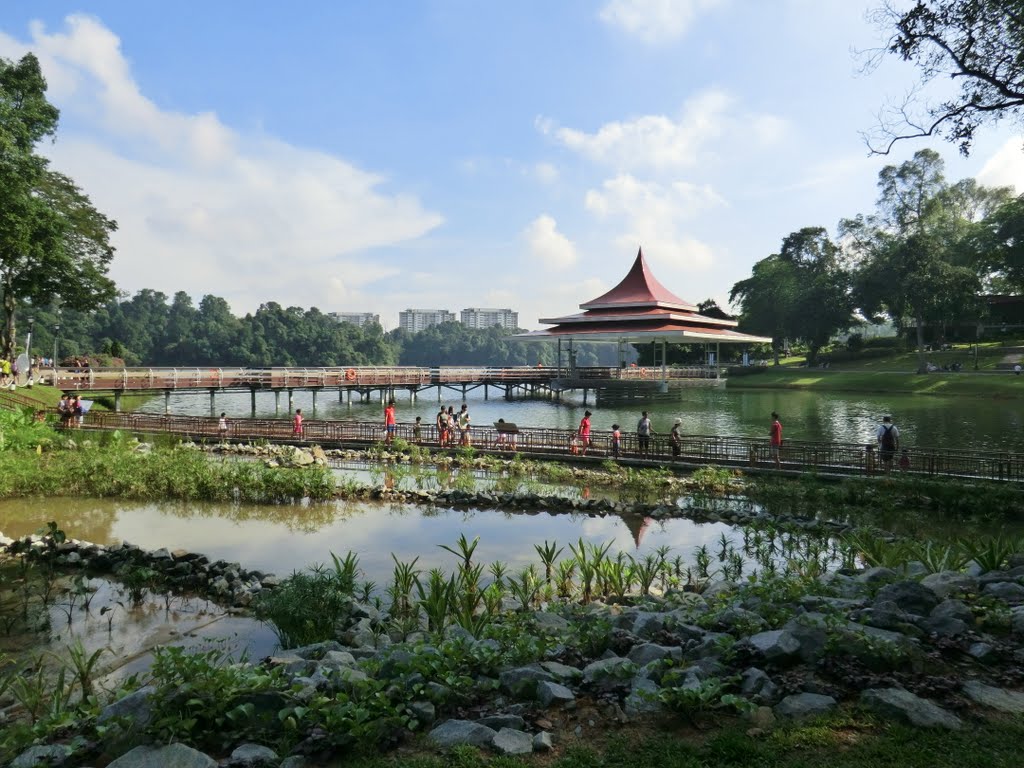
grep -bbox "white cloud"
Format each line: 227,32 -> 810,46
0,15 -> 442,313
599,0 -> 724,45
522,215 -> 578,270
532,162 -> 560,185
977,138 -> 1024,193
538,89 -> 785,173
585,174 -> 722,270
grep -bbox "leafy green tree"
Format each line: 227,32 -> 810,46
869,0 -> 1024,155
730,253 -> 800,366
0,53 -> 117,357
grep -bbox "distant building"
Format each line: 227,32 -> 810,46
460,307 -> 519,330
329,312 -> 380,328
399,309 -> 456,333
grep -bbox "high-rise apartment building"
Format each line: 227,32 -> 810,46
460,307 -> 519,330
398,309 -> 457,333
328,312 -> 380,328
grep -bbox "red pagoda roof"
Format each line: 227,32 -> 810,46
579,248 -> 697,311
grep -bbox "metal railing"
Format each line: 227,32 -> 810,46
63,411 -> 1024,483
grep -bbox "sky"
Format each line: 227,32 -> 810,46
2,0 -> 1024,331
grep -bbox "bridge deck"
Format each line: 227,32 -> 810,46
45,365 -> 719,394
62,411 -> 1024,484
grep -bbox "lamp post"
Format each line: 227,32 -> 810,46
25,316 -> 34,363
53,323 -> 60,367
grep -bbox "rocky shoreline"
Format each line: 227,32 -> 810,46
4,518 -> 1024,767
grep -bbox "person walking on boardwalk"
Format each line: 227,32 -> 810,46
384,399 -> 396,444
636,411 -> 653,457
578,410 -> 592,456
610,423 -> 621,459
292,408 -> 304,438
218,412 -> 229,442
436,406 -> 447,446
769,411 -> 783,469
458,403 -> 471,446
876,415 -> 899,473
670,418 -> 682,460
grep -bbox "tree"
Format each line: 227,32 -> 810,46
730,255 -> 800,366
0,53 -> 117,357
868,0 -> 1024,155
842,150 -> 986,371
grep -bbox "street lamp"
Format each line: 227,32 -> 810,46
53,323 -> 60,367
25,316 -> 34,363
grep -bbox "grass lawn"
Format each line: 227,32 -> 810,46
341,714 -> 1024,768
0,384 -> 150,412
727,368 -> 1024,398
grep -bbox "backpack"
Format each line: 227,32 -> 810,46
881,425 -> 896,451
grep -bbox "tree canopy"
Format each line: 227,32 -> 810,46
869,0 -> 1024,155
0,53 -> 116,358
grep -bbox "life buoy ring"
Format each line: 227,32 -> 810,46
345,368 -> 357,382
640,367 -> 647,377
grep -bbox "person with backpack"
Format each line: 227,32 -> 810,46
876,415 -> 899,473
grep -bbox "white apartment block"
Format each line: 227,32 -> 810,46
398,309 -> 457,333
329,312 -> 380,328
460,307 -> 519,330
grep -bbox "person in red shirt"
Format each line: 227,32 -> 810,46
769,411 -> 782,468
577,409 -> 592,456
384,399 -> 396,444
292,408 -> 304,438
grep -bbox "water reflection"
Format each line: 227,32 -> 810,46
139,385 -> 1024,453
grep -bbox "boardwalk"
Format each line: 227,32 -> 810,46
68,410 -> 1024,484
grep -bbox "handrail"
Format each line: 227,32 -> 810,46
53,410 -> 1024,484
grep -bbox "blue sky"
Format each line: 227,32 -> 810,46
2,1 -> 1023,330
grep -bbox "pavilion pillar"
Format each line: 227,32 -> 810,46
716,342 -> 721,378
557,338 -> 562,376
274,390 -> 281,415
251,388 -> 257,417
164,391 -> 171,415
209,388 -> 216,416
287,389 -> 294,412
312,390 -> 318,414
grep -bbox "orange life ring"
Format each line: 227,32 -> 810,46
345,368 -> 357,382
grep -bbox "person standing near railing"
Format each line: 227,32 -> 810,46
637,411 -> 654,457
876,415 -> 899,474
384,399 -> 396,444
578,410 -> 592,456
458,403 -> 471,446
769,412 -> 782,469
670,418 -> 682,460
292,408 -> 304,439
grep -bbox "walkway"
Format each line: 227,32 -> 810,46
72,411 -> 1024,484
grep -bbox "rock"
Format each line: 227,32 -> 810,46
97,685 -> 156,732
631,611 -> 668,638
982,582 -> 1024,604
874,581 -> 939,617
1013,605 -> 1024,634
428,719 -> 497,749
533,611 -> 570,632
540,660 -> 583,682
856,567 -> 897,585
627,643 -> 681,666
533,732 -> 554,752
746,630 -> 801,662
320,650 -> 357,668
702,580 -> 736,599
773,693 -> 836,720
227,744 -> 278,767
929,599 -> 974,624
711,605 -> 767,633
962,681 -> 1024,713
740,667 -> 780,705
499,665 -> 556,698
409,700 -> 436,724
582,656 -> 634,684
12,745 -> 69,768
967,642 -> 997,663
478,714 -> 526,731
624,676 -> 662,715
492,727 -> 534,755
280,758 -> 310,768
537,680 -> 576,707
921,571 -> 978,599
106,743 -> 217,768
860,688 -> 961,729
921,615 -> 969,637
747,705 -> 776,730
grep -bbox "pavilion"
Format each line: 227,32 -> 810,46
516,248 -> 771,379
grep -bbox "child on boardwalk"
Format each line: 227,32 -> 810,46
611,423 -> 621,459
292,408 -> 304,438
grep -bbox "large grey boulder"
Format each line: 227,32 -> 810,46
856,566 -> 898,585
583,656 -> 634,684
533,611 -> 570,632
478,714 -> 526,731
740,667 -> 780,705
12,745 -> 69,768
631,611 -> 668,638
98,685 -> 156,732
860,688 -> 961,729
624,676 -> 662,715
773,693 -> 837,720
746,630 -> 801,662
921,571 -> 978,599
536,680 -> 576,707
874,581 -> 939,617
982,582 -> 1024,604
227,744 -> 278,767
492,728 -> 534,755
533,732 -> 554,752
428,719 -> 497,748
962,681 -> 1024,714
107,744 -> 217,768
627,643 -> 681,666
499,665 -> 556,698
540,660 -> 583,683
1013,605 -> 1024,634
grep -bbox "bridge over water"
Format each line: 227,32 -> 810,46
46,364 -> 720,414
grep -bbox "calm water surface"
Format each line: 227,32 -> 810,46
140,385 -> 1024,454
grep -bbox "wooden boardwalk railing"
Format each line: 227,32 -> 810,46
47,364 -> 722,393
69,411 -> 1024,483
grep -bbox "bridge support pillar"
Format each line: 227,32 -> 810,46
287,389 -> 294,413
209,389 -> 216,416
461,384 -> 467,400
251,389 -> 257,417
311,390 -> 318,414
114,391 -> 123,413
583,388 -> 588,406
438,386 -> 442,402
484,384 -> 488,400
274,390 -> 281,415
410,388 -> 416,404
164,391 -> 171,415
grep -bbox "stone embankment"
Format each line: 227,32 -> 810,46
6,529 -> 1024,766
